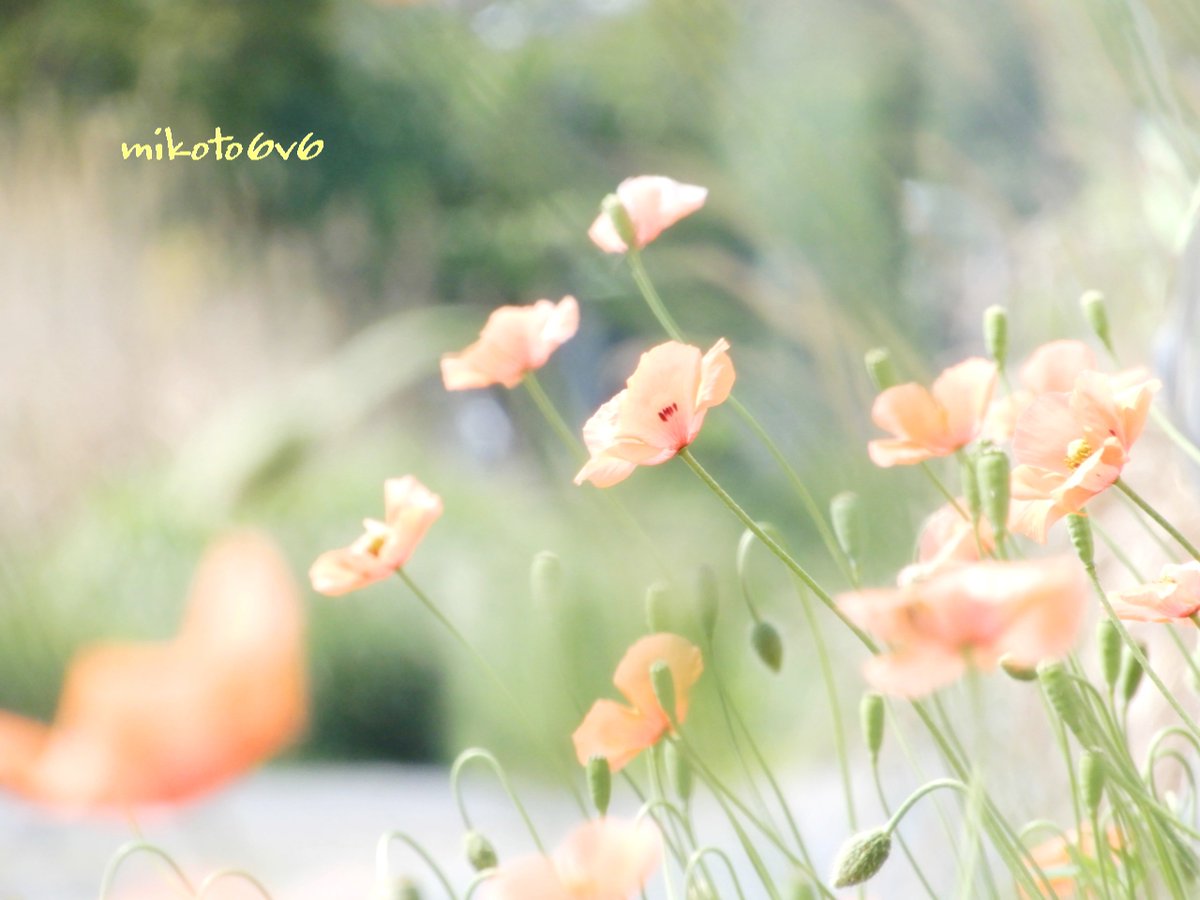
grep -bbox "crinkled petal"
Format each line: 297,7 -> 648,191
572,700 -> 664,773
1019,340 -> 1097,393
612,633 -> 704,724
931,357 -> 996,448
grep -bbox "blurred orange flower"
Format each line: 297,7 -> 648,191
898,498 -> 996,585
1010,371 -> 1159,542
574,339 -> 734,488
0,532 -> 306,809
440,296 -> 579,390
309,475 -> 443,596
1024,825 -> 1123,898
1108,561 -> 1200,623
588,175 -> 707,253
481,818 -> 662,900
983,340 -> 1098,443
838,558 -> 1086,698
868,358 -> 996,467
573,634 -> 703,772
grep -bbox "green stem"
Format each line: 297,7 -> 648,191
870,765 -> 940,899
98,841 -> 194,900
450,747 -> 546,854
375,831 -> 459,899
1115,479 -> 1200,561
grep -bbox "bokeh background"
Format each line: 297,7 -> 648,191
5,0 -> 1200,893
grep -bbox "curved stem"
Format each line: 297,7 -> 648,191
450,747 -> 546,853
871,765 -> 940,899
98,841 -> 194,900
196,871 -> 274,899
885,779 -> 970,833
685,847 -> 750,900
375,830 -> 459,899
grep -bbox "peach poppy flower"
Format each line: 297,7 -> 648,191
588,176 -> 708,254
868,358 -> 997,467
481,818 -> 663,900
897,499 -> 996,585
309,476 -> 443,596
573,634 -> 703,772
838,558 -> 1086,698
574,339 -> 734,488
0,532 -> 306,809
983,340 -> 1098,443
1108,561 -> 1200,623
441,296 -> 580,390
1010,371 -> 1159,542
1023,826 -> 1123,899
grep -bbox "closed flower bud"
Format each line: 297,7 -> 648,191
1081,290 -> 1114,354
600,194 -> 638,250
587,754 -> 612,816
860,692 -> 885,763
976,449 -> 1010,539
1000,654 -> 1038,681
751,620 -> 784,673
788,880 -> 818,900
865,347 -> 899,391
984,305 -> 1009,368
374,877 -> 421,900
1067,514 -> 1095,570
463,830 -> 498,871
645,581 -> 673,633
831,828 -> 892,888
1079,750 -> 1105,816
1120,643 -> 1146,705
650,659 -> 677,722
531,551 -> 564,609
695,567 -> 720,641
1097,619 -> 1121,691
960,453 -> 982,522
665,739 -> 693,801
1039,660 -> 1088,740
831,492 -> 866,572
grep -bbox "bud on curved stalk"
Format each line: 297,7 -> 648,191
600,194 -> 638,250
1120,643 -> 1147,705
1079,750 -> 1105,816
665,739 -> 693,802
695,567 -> 720,641
976,448 -> 1010,541
463,830 -> 498,871
1097,620 -> 1121,691
984,305 -> 1009,369
831,828 -> 892,888
1081,290 -> 1114,356
788,879 -> 818,900
750,620 -> 784,673
860,692 -> 885,764
587,755 -> 612,816
865,347 -> 899,391
375,877 -> 421,900
645,581 -> 673,633
531,551 -> 563,609
1039,660 -> 1089,740
1066,514 -> 1095,570
1000,654 -> 1038,681
831,492 -> 865,575
650,660 -> 677,723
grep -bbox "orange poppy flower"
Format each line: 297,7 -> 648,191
588,176 -> 708,254
1108,561 -> 1200,623
574,339 -> 735,488
1023,825 -> 1123,898
898,499 -> 997,585
1010,371 -> 1159,542
838,558 -> 1086,698
983,340 -> 1098,443
573,634 -> 703,772
440,296 -> 579,390
309,476 -> 443,596
481,818 -> 663,900
0,532 -> 306,809
868,358 -> 997,467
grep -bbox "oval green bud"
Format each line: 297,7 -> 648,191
751,620 -> 784,673
374,877 -> 421,900
860,692 -> 885,763
600,194 -> 638,250
831,492 -> 866,570
976,448 -> 1011,539
831,828 -> 892,888
984,305 -> 1009,368
865,347 -> 899,391
587,754 -> 612,816
960,452 -> 982,522
665,739 -> 693,801
463,830 -> 498,871
531,551 -> 564,609
1079,750 -> 1105,816
650,659 -> 677,722
788,880 -> 818,900
1066,514 -> 1095,570
1120,643 -> 1147,705
1081,290 -> 1114,354
1000,654 -> 1038,681
1039,659 -> 1088,740
695,567 -> 719,641
1097,619 -> 1121,691
645,580 -> 673,633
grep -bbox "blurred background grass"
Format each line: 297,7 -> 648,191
2,0 -> 1200,781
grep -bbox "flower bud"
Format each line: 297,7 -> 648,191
651,659 -> 677,722
531,551 -> 564,609
587,754 -> 612,816
695,567 -> 720,641
1039,660 -> 1088,740
960,453 -> 982,522
1120,643 -> 1146,705
860,692 -> 885,763
984,305 -> 1009,368
1066,514 -> 1095,570
1079,750 -> 1105,816
976,448 -> 1010,539
665,739 -> 693,801
831,828 -> 892,888
374,877 -> 421,900
787,880 -> 818,900
1081,290 -> 1114,354
463,830 -> 498,871
831,492 -> 865,572
645,580 -> 673,633
1097,619 -> 1121,691
865,348 -> 899,391
600,194 -> 638,250
751,620 -> 784,673
1000,654 -> 1038,681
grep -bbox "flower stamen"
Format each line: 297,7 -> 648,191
1064,438 -> 1092,470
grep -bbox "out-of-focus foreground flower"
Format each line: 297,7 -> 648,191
573,634 -> 703,772
574,339 -> 734,488
440,295 -> 580,391
839,558 -> 1086,698
1108,561 -> 1200,622
898,498 -> 997,585
309,475 -> 443,596
588,175 -> 707,254
481,817 -> 662,900
1023,825 -> 1123,899
0,531 -> 306,809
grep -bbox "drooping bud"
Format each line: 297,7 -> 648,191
1039,660 -> 1088,741
1120,643 -> 1146,705
1066,514 -> 1095,570
1081,290 -> 1114,355
1079,750 -> 1105,816
645,581 -> 673,633
374,877 -> 421,900
865,348 -> 899,391
695,567 -> 719,641
751,620 -> 784,673
976,448 -> 1011,540
860,692 -> 885,763
651,659 -> 677,722
587,754 -> 612,816
665,739 -> 693,802
831,492 -> 866,573
600,194 -> 638,250
531,551 -> 564,609
1097,619 -> 1121,691
831,828 -> 892,888
1000,654 -> 1038,682
984,305 -> 1009,369
787,879 -> 818,900
463,830 -> 499,871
